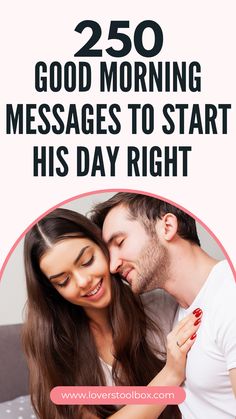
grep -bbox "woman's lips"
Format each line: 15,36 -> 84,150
82,279 -> 105,300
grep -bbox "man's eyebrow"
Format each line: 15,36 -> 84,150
48,246 -> 90,281
106,232 -> 124,246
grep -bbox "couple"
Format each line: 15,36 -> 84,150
23,192 -> 236,419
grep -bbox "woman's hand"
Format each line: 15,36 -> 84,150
108,309 -> 203,419
163,308 -> 203,386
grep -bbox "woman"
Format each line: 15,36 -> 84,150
23,208 -> 202,419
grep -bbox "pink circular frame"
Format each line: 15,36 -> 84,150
0,188 -> 235,281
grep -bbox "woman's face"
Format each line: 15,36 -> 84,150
39,238 -> 112,313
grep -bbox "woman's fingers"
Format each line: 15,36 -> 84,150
178,332 -> 197,353
175,324 -> 200,349
165,309 -> 203,385
175,318 -> 202,347
172,308 -> 203,337
168,308 -> 203,350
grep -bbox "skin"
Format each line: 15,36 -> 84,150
40,237 -> 115,364
109,312 -> 201,419
39,236 -> 203,418
102,204 -> 236,409
229,369 -> 236,397
102,205 -> 170,293
39,238 -> 112,319
102,204 -> 218,306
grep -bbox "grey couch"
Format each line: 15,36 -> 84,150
0,324 -> 29,403
0,324 -> 36,418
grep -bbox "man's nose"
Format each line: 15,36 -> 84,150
109,251 -> 122,274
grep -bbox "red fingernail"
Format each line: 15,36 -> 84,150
193,308 -> 202,318
190,332 -> 197,340
193,308 -> 202,314
194,318 -> 201,326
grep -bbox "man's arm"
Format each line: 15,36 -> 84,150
229,368 -> 236,397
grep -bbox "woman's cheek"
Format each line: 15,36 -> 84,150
95,261 -> 108,276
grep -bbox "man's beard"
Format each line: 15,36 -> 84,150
133,235 -> 169,294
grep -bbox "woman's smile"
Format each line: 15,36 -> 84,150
82,278 -> 104,299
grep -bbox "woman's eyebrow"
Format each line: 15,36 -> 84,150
48,246 -> 90,281
73,245 -> 90,265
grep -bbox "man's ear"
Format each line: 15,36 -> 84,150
157,213 -> 178,241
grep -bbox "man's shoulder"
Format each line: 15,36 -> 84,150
205,261 -> 236,336
211,259 -> 234,279
209,260 -> 235,300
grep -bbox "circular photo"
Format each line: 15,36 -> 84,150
0,191 -> 235,419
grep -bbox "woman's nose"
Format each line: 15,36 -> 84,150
74,271 -> 92,289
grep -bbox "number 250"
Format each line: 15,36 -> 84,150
74,20 -> 163,58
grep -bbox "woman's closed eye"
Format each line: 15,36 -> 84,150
52,253 -> 95,287
81,254 -> 94,267
56,275 -> 70,288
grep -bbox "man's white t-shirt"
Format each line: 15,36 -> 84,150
176,260 -> 236,419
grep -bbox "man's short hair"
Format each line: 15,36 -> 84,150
90,192 -> 200,246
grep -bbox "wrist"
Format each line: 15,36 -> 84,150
149,366 -> 183,387
162,366 -> 183,386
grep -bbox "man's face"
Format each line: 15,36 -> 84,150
102,205 -> 169,293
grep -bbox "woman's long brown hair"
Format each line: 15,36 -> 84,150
22,208 -> 180,419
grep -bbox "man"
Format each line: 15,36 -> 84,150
91,192 -> 236,419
